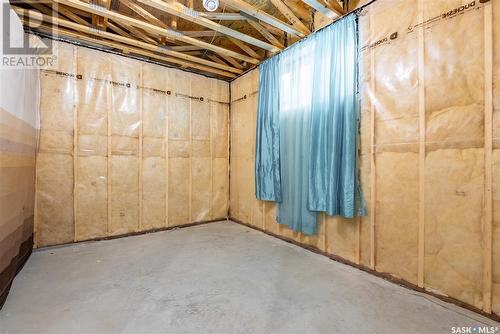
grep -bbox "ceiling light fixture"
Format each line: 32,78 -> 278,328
203,0 -> 219,12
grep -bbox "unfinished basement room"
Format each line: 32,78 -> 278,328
1,0 -> 500,333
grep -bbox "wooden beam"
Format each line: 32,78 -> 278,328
247,19 -> 284,49
200,12 -> 246,20
15,8 -> 243,75
115,21 -> 159,44
283,0 -> 310,21
228,37 -> 261,59
301,0 -> 339,19
27,22 -> 237,78
170,45 -> 203,51
181,30 -> 219,38
108,21 -> 135,38
102,0 -> 112,30
323,0 -> 345,16
58,5 -> 90,25
218,54 -> 245,69
207,54 -> 228,66
270,0 -> 310,35
49,0 -> 260,64
136,0 -> 281,52
121,0 -> 168,28
220,0 -> 303,37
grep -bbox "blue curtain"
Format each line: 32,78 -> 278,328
277,37 -> 318,235
254,13 -> 365,235
308,14 -> 365,218
255,57 -> 281,202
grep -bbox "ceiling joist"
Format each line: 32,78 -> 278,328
220,0 -> 304,37
43,0 -> 260,64
301,0 -> 343,19
14,7 -> 243,75
136,0 -> 281,52
269,0 -> 310,35
30,22 -> 237,78
246,19 -> 284,49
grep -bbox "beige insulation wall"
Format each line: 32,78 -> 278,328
230,0 -> 500,316
36,40 -> 229,247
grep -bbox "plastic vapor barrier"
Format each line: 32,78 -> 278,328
36,40 -> 229,247
230,0 -> 500,317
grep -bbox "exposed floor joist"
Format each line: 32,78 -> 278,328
269,0 -> 310,35
27,22 -> 237,78
15,7 -> 243,76
136,0 -> 281,52
15,0 -> 320,78
301,0 -> 343,19
47,0 -> 260,64
221,0 -> 304,37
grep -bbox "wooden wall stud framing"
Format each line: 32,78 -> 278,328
210,96 -> 214,220
107,63 -> 112,235
73,46 -> 78,242
189,78 -> 193,224
356,217 -> 361,264
369,10 -> 376,270
483,0 -> 493,314
417,0 -> 426,289
138,65 -> 144,231
165,77 -> 170,227
262,202 -> 266,230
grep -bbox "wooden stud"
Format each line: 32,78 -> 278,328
73,46 -> 78,242
262,202 -> 266,230
107,56 -> 112,235
369,10 -> 376,270
210,94 -> 214,220
417,0 -> 425,289
189,78 -> 193,224
483,0 -> 493,314
355,217 -> 360,264
102,0 -> 112,30
139,64 -> 144,231
323,213 -> 327,252
165,75 -> 170,227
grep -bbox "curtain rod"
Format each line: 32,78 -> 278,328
229,0 -> 378,82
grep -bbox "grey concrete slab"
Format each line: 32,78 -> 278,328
0,221 -> 497,334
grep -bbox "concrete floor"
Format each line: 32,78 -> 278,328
0,221 -> 498,334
